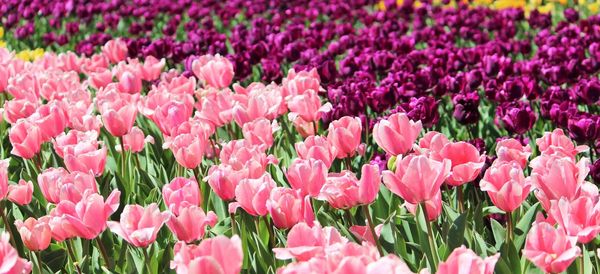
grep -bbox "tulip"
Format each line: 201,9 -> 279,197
0,232 -> 32,273
28,101 -> 68,141
89,69 -> 113,90
523,221 -> 581,274
287,89 -> 332,123
151,100 -> 194,137
2,98 -> 38,124
64,144 -> 107,176
9,119 -> 43,159
205,165 -> 248,202
166,206 -> 217,243
192,54 -> 234,89
404,191 -> 443,221
439,141 -> 486,186
495,138 -> 531,168
266,188 -> 314,229
169,133 -> 207,169
452,92 -> 480,125
349,224 -> 383,246
218,140 -> 277,176
327,116 -> 362,159
536,128 -> 588,159
285,158 -> 327,198
162,177 -> 201,216
53,130 -> 99,159
233,174 -> 276,216
291,116 -> 315,138
107,203 -> 169,248
366,255 -> 415,274
232,83 -> 285,126
99,98 -> 138,137
281,68 -> 321,99
318,164 -> 381,209
0,159 -> 9,199
437,246 -> 499,274
373,112 -> 422,156
120,126 -> 154,153
141,56 -> 165,81
38,168 -> 97,204
273,222 -> 348,261
295,135 -> 337,168
117,71 -> 142,94
242,118 -> 277,150
549,197 -> 600,244
7,180 -> 33,206
14,217 -> 51,251
171,236 -> 243,274
415,131 -> 450,159
382,154 -> 451,204
196,88 -> 235,128
102,39 -> 128,64
530,156 -> 589,211
479,161 -> 531,213
496,101 -> 536,135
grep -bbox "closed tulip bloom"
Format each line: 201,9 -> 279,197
530,156 -> 589,211
192,54 -> 234,89
102,39 -> 128,63
266,188 -> 314,229
234,174 -> 276,216
2,98 -> 38,124
287,89 -> 332,122
9,119 -> 42,159
14,217 -> 51,251
291,116 -> 315,138
415,131 -> 449,159
205,165 -> 248,202
171,236 -> 243,274
196,88 -> 236,128
151,100 -> 194,137
437,246 -> 499,274
285,158 -> 327,197
89,69 -> 113,90
439,141 -> 486,186
281,68 -> 321,99
549,197 -> 600,244
169,133 -> 207,169
141,56 -> 165,81
0,159 -> 9,199
523,221 -> 581,274
99,99 -> 138,137
404,191 -> 443,221
7,180 -> 33,206
218,140 -> 277,176
28,101 -> 68,141
295,135 -> 337,168
120,126 -> 154,153
495,138 -> 531,168
318,164 -> 381,209
480,161 -> 532,212
50,190 -> 120,239
53,130 -> 99,159
108,203 -> 169,248
373,113 -> 423,156
0,232 -> 32,273
162,177 -> 201,216
273,222 -> 348,261
117,71 -> 142,94
38,168 -> 97,204
166,205 -> 217,243
383,154 -> 451,204
64,144 -> 107,176
327,116 -> 362,159
242,118 -> 277,150
232,83 -> 286,127
536,129 -> 588,159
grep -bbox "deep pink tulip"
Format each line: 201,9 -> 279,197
7,180 -> 33,206
327,116 -> 363,159
242,118 -> 277,150
14,217 -> 51,251
437,246 -> 499,274
382,154 -> 451,204
102,39 -> 128,64
480,161 -> 532,213
38,168 -> 97,204
495,138 -> 531,168
273,222 -> 348,261
285,158 -> 327,198
287,89 -> 332,123
171,235 -> 243,274
141,56 -> 165,81
233,173 -> 276,216
53,130 -> 99,159
404,191 -> 443,221
162,177 -> 201,216
64,144 -> 107,176
192,54 -> 234,89
50,190 -> 120,239
281,68 -> 321,99
438,141 -> 486,186
523,221 -> 581,274
166,206 -> 217,243
120,126 -> 154,153
9,119 -> 43,159
295,135 -> 337,169
266,188 -> 314,229
0,232 -> 32,273
107,203 -> 169,248
318,164 -> 381,209
0,159 -> 9,199
373,113 -> 422,156
169,133 -> 207,169
99,98 -> 138,137
549,197 -> 600,244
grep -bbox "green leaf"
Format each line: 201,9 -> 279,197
514,203 -> 539,251
490,219 -> 506,251
445,212 -> 467,258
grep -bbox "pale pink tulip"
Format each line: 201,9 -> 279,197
117,71 -> 142,94
439,141 -> 486,186
0,232 -> 32,273
373,113 -> 422,156
7,180 -> 33,206
273,222 -> 348,261
327,116 -> 362,159
523,221 -> 581,274
166,206 -> 217,243
53,130 -> 99,159
162,177 -> 201,216
37,168 -> 97,204
549,197 -> 600,244
14,217 -> 51,251
242,118 -> 277,150
169,133 -> 207,169
107,203 -> 169,248
266,188 -> 314,229
28,101 -> 68,141
88,69 -> 113,90
404,191 -> 443,221
218,140 -> 277,176
536,128 -> 588,158
171,235 -> 243,274
281,68 -> 321,99
437,246 -> 499,274
9,119 -> 43,159
479,161 -> 531,212
0,159 -> 9,199
291,116 -> 316,138
151,100 -> 194,137
192,54 -> 234,89
205,164 -> 249,201
2,98 -> 38,124
233,174 -> 276,216
318,164 -> 381,209
141,56 -> 165,81
196,88 -> 235,128
287,89 -> 331,123
295,136 -> 337,168
530,156 -> 589,211
366,255 -> 416,274
285,158 -> 327,197
495,138 -> 531,168
64,144 -> 107,176
102,39 -> 128,64
414,131 -> 449,159
350,224 -> 383,246
232,83 -> 285,126
120,126 -> 154,153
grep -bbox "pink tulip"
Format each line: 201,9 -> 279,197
166,206 -> 217,243
437,246 -> 499,274
536,128 -> 588,159
107,203 -> 169,248
523,221 -> 581,274
14,217 -> 51,251
273,222 -> 348,261
219,140 -> 277,176
64,144 -> 107,176
287,89 -> 332,123
327,116 -> 363,159
404,191 -> 443,221
438,141 -> 486,186
366,255 -> 416,274
0,232 -> 32,273
549,197 -> 600,244
38,168 -> 97,204
148,99 -> 194,137
2,98 -> 38,124
102,39 -> 128,64
266,188 -> 315,229
350,224 -> 383,246
318,164 -> 381,209
89,69 -> 113,90
50,190 -> 120,239
117,71 -> 142,94
141,56 -> 165,81
196,88 -> 235,128
99,98 -> 138,137
295,136 -> 337,168
192,54 -> 234,89
373,113 -> 423,156
242,118 -> 277,150
7,180 -> 33,206
0,159 -> 9,199
479,161 -> 532,213
28,101 -> 68,141
232,83 -> 285,126
530,156 -> 589,211
495,138 -> 531,168
45,215 -> 73,242
171,235 -> 243,274
9,119 -> 43,159
281,68 -> 321,99
120,126 -> 154,153
233,173 -> 276,216
162,177 -> 201,216
382,154 -> 451,204
53,130 -> 99,159
291,116 -> 315,138
169,133 -> 207,169
285,158 -> 327,197
205,164 -> 249,201
415,131 -> 449,159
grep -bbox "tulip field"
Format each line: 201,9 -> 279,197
4,0 -> 600,273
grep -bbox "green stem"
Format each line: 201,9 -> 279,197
263,216 -> 275,248
362,204 -> 384,256
456,185 -> 464,213
95,238 -> 111,269
36,251 -> 43,274
119,136 -> 126,175
421,202 -> 439,272
344,209 -> 354,226
580,243 -> 585,274
141,248 -> 152,274
65,240 -> 82,274
230,210 -> 237,235
344,157 -> 352,171
0,202 -> 17,249
506,211 -> 513,243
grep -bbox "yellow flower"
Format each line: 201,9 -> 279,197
0,27 -> 4,39
30,48 -> 44,60
414,0 -> 422,8
548,0 -> 567,5
537,3 -> 555,13
377,0 -> 386,10
589,2 -> 600,14
16,50 -> 31,61
0,41 -> 5,48
494,0 -> 526,9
